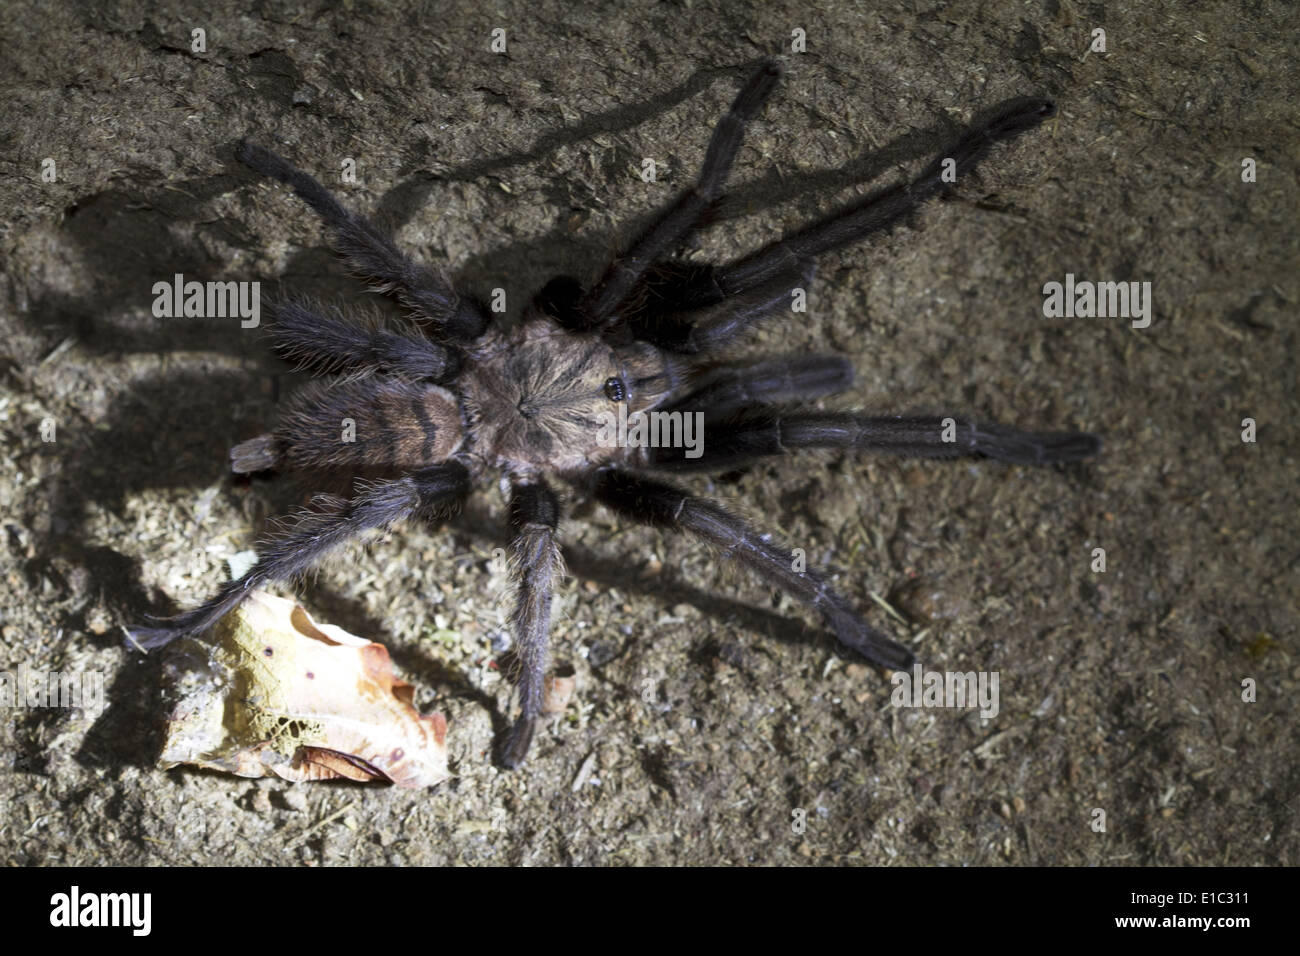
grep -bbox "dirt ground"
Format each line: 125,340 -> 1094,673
1,0 -> 1296,866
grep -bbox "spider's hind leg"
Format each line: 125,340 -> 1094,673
501,480 -> 564,769
270,299 -> 460,383
125,462 -> 471,649
238,140 -> 490,342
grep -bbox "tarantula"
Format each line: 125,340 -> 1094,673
129,59 -> 1099,768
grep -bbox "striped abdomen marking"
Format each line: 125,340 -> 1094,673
234,379 -> 464,474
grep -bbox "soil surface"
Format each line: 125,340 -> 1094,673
1,0 -> 1296,866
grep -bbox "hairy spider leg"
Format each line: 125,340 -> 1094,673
501,480 -> 564,768
591,469 -> 915,671
268,299 -> 460,383
628,259 -> 818,354
649,413 -> 1102,472
639,98 -> 1058,353
577,59 -> 784,332
238,140 -> 490,342
663,355 -> 855,415
126,463 -> 471,649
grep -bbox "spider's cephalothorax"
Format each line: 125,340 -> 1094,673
458,318 -> 679,477
130,60 -> 1099,770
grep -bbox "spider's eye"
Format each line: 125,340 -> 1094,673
604,376 -> 628,403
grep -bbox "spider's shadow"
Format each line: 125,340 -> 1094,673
24,61 -> 1011,361
15,62 -> 1036,773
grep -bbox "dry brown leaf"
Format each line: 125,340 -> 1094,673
159,590 -> 449,788
541,672 -> 576,715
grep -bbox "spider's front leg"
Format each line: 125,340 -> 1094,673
501,480 -> 564,769
577,59 -> 784,332
650,412 -> 1101,472
712,97 -> 1057,298
591,470 -> 914,671
629,258 -> 818,354
126,462 -> 471,650
663,354 -> 854,415
637,97 -> 1057,351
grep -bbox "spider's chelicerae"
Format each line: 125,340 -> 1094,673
130,59 -> 1099,769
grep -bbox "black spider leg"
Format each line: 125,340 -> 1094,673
126,462 -> 471,650
575,59 -> 784,333
651,412 -> 1102,472
238,141 -> 490,342
591,470 -> 914,670
629,259 -> 818,353
271,299 -> 460,382
501,480 -> 563,768
664,355 -> 855,416
639,97 -> 1058,352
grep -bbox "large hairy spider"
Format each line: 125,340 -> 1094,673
129,60 -> 1099,769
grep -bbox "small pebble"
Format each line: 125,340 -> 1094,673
587,640 -> 617,667
227,550 -> 259,581
889,578 -> 948,624
542,672 -> 576,715
85,605 -> 113,635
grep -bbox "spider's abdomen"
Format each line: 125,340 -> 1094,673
248,378 -> 465,475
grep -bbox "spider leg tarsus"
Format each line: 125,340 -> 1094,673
825,606 -> 916,671
501,716 -> 538,771
972,422 -> 1101,464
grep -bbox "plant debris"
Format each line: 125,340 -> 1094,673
158,591 -> 449,789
